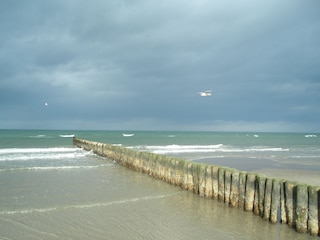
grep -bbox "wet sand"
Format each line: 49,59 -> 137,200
254,169 -> 320,186
195,157 -> 320,186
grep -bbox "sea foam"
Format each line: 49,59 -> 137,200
0,147 -> 90,161
129,144 -> 289,155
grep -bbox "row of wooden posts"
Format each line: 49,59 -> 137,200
73,138 -> 320,237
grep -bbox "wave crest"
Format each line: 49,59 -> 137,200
0,147 -> 90,161
128,144 -> 289,155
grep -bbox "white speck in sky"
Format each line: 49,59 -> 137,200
198,90 -> 212,97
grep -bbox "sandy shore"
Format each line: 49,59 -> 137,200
253,168 -> 320,186
195,157 -> 320,186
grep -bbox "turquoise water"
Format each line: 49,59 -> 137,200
2,130 -> 319,168
2,129 -> 318,149
73,130 -> 320,172
0,130 -> 318,239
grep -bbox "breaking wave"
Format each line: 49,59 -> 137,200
0,164 -> 112,172
128,144 -> 289,155
0,147 -> 91,162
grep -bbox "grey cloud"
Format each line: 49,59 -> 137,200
0,0 -> 319,131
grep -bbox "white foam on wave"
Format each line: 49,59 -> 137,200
305,134 -> 317,138
129,144 -> 289,154
289,155 -> 320,159
0,192 -> 181,215
246,147 -> 290,153
0,147 -> 91,161
0,147 -> 77,154
0,207 -> 58,215
0,164 -> 112,172
59,134 -> 75,138
29,135 -> 51,138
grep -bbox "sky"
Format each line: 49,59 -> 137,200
1,0 -> 319,132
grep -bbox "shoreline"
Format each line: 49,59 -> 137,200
254,168 -> 320,186
194,157 -> 320,186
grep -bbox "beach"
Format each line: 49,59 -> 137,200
255,169 -> 320,186
0,130 -> 319,239
194,157 -> 320,186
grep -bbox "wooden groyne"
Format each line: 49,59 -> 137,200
73,137 -> 320,237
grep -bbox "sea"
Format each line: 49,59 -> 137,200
0,129 -> 319,240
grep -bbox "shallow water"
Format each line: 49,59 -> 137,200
0,155 -> 316,240
0,130 -> 318,239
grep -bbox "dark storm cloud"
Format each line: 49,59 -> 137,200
0,0 -> 319,131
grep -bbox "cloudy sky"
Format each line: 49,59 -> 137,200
1,0 -> 319,132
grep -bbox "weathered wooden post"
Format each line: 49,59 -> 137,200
308,186 -> 320,236
244,173 -> 256,212
150,154 -> 159,179
256,175 -> 266,217
185,162 -> 194,191
224,168 -> 232,205
280,181 -> 287,224
140,151 -> 150,174
204,166 -> 213,198
163,156 -> 170,182
238,172 -> 247,210
284,181 -> 297,227
295,184 -> 308,233
263,178 -> 273,221
218,168 -> 225,202
212,166 -> 219,199
199,164 -> 207,197
174,159 -> 185,187
169,158 -> 176,185
230,170 -> 240,208
270,178 -> 281,223
192,163 -> 200,194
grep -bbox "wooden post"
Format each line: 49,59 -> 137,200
204,166 -> 213,198
244,173 -> 256,212
295,184 -> 308,233
238,172 -> 247,210
230,170 -> 240,208
308,186 -> 320,236
199,164 -> 207,197
212,166 -> 219,199
270,179 -> 281,224
256,175 -> 266,217
263,178 -> 273,221
224,168 -> 232,205
218,168 -> 225,202
284,181 -> 297,227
